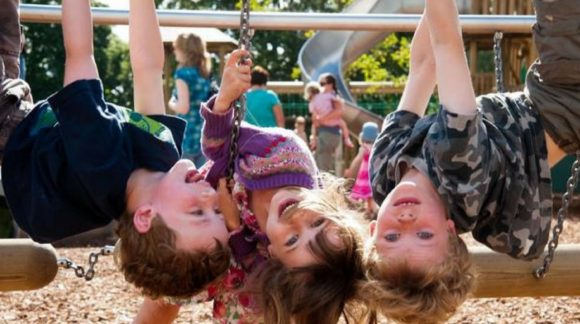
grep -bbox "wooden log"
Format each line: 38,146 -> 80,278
472,244 -> 580,298
0,239 -> 58,292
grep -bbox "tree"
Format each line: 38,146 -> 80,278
159,0 -> 353,80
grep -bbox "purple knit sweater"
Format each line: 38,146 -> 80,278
201,96 -> 318,191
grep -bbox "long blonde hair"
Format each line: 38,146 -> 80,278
173,32 -> 211,78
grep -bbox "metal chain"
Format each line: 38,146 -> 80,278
534,152 -> 580,278
57,245 -> 115,281
493,31 -> 504,93
226,0 -> 253,184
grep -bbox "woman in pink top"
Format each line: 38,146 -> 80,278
304,74 -> 353,173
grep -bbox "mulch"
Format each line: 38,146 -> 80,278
1,219 -> 580,323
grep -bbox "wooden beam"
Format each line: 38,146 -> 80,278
1,239 -> 579,297
472,244 -> 580,298
0,239 -> 58,292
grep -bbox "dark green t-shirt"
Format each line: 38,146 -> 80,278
3,79 -> 186,242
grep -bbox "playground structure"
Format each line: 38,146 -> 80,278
1,3 -> 579,301
299,0 -> 538,134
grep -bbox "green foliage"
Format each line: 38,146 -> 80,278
160,0 -> 353,80
346,33 -> 411,86
22,0 -> 132,106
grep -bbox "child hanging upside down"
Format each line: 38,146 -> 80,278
133,50 -> 369,324
0,0 -> 241,303
363,0 -> 580,322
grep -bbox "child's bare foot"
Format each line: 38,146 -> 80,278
344,136 -> 354,148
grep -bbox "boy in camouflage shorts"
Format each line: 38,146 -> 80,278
363,0 -> 578,323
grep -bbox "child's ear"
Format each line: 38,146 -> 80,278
133,205 -> 155,233
369,220 -> 377,236
446,219 -> 456,235
267,245 -> 275,258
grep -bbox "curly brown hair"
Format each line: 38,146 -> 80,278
362,235 -> 475,324
116,212 -> 231,299
252,178 -> 368,324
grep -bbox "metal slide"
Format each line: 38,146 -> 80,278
298,0 -> 473,134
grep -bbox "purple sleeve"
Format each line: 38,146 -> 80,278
201,96 -> 235,161
200,96 -> 235,187
201,96 -> 269,188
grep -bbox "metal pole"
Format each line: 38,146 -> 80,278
20,4 -> 535,34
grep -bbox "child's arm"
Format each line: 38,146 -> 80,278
217,178 -> 241,231
309,112 -> 318,150
133,297 -> 180,324
396,12 -> 436,117
129,0 -> 165,116
344,146 -> 364,178
200,50 -> 251,163
213,50 -> 252,113
62,0 -> 98,86
167,80 -> 191,115
425,0 -> 476,115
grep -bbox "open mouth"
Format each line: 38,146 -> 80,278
278,199 -> 299,218
393,197 -> 420,207
185,169 -> 200,183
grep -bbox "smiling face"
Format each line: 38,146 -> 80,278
371,168 -> 455,268
151,159 -> 229,252
265,187 -> 339,268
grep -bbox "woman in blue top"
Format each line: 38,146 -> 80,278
244,66 -> 285,128
168,32 -> 211,166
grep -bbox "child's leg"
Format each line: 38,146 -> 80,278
62,0 -> 98,86
129,0 -> 165,116
525,0 -> 580,154
0,0 -> 22,81
339,120 -> 354,148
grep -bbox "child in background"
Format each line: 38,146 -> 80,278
1,0 -> 236,302
347,122 -> 379,217
201,50 -> 368,324
364,0 -> 580,322
293,115 -> 308,144
168,32 -> 211,167
305,79 -> 354,149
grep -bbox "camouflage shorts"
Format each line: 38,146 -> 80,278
0,78 -> 33,162
526,0 -> 580,153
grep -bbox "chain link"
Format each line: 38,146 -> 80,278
226,0 -> 252,185
534,152 -> 580,278
493,31 -> 504,93
57,245 -> 115,281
